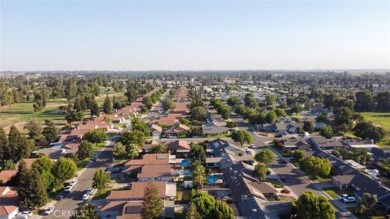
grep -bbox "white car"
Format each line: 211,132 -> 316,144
82,188 -> 95,200
342,197 -> 356,203
43,206 -> 55,215
20,211 -> 33,217
338,194 -> 349,201
70,178 -> 78,186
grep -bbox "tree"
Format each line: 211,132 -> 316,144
212,200 -> 235,219
291,105 -> 304,114
255,149 -> 275,165
190,144 -> 206,163
274,108 -> 286,117
186,202 -> 201,219
299,156 -> 331,179
0,127 -> 9,165
231,130 -> 253,147
71,204 -> 100,219
320,126 -> 334,139
296,191 -> 335,219
303,121 -> 314,133
355,90 -> 374,111
244,93 -> 254,107
266,93 -> 277,105
192,161 -> 206,188
141,182 -> 164,219
113,143 -> 127,158
227,96 -> 240,107
356,193 -> 377,216
191,106 -> 207,121
92,169 -> 111,191
292,150 -> 306,161
376,91 -> 390,111
18,160 -> 48,209
103,95 -> 113,114
77,141 -> 94,160
52,158 -> 77,184
143,96 -> 153,109
334,107 -> 353,126
316,113 -> 329,124
8,125 -> 25,162
90,99 -> 100,117
254,163 -> 267,181
121,130 -> 146,148
24,119 -> 43,139
151,144 -> 168,153
266,110 -> 278,123
192,192 -> 215,218
131,118 -> 151,136
353,120 -> 386,142
42,124 -> 58,143
162,98 -> 174,111
3,160 -> 15,170
226,121 -> 237,128
83,129 -> 107,143
220,106 -> 231,120
31,155 -> 55,191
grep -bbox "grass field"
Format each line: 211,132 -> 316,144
0,87 -> 127,132
361,112 -> 390,147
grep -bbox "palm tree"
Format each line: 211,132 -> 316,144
191,161 -> 206,189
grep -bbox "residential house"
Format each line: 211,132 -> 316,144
260,122 -> 304,134
332,175 -> 355,190
342,138 -> 378,149
0,186 -> 18,219
223,162 -> 278,201
309,136 -> 345,151
150,124 -> 163,139
106,181 -> 176,201
164,124 -> 190,137
172,102 -> 189,114
137,164 -> 177,182
202,124 -> 228,136
166,140 -> 191,154
276,137 -> 311,152
143,139 -> 160,153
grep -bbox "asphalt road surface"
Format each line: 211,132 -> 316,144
44,141 -> 114,219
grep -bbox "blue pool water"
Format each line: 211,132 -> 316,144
181,159 -> 189,167
207,175 -> 222,184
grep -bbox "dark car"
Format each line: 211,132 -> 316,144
280,176 -> 287,183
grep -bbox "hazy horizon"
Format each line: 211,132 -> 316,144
1,1 -> 390,71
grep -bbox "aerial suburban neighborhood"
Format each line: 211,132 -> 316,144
0,71 -> 389,219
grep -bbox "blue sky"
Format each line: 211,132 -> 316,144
1,1 -> 389,71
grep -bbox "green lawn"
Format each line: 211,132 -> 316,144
361,112 -> 390,147
323,187 -> 354,199
92,189 -> 109,200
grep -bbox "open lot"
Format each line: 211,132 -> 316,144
361,112 -> 390,147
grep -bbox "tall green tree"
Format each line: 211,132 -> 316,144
255,149 -> 275,165
254,163 -> 267,181
212,200 -> 235,219
92,169 -> 111,191
191,106 -> 207,121
192,161 -> 206,188
296,191 -> 335,219
90,99 -> 100,117
141,182 -> 164,219
42,123 -> 58,143
121,130 -> 146,147
83,129 -> 107,143
303,121 -> 314,133
77,141 -> 94,160
355,90 -> 374,111
299,156 -> 331,179
24,119 -> 43,139
376,91 -> 390,111
103,95 -> 113,114
320,126 -> 334,139
231,130 -> 253,147
266,110 -> 278,123
0,127 -> 9,165
18,160 -> 48,209
52,158 -> 77,184
353,120 -> 386,142
186,202 -> 201,219
356,193 -> 377,216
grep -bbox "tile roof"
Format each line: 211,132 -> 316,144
167,140 -> 191,152
124,154 -> 169,166
107,182 -> 167,201
138,164 -> 173,178
0,171 -> 17,184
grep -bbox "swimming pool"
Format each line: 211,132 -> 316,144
181,159 -> 190,167
207,175 -> 223,184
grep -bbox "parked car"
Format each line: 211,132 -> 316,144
70,178 -> 78,186
20,211 -> 33,217
82,188 -> 95,200
280,176 -> 287,182
342,197 -> 356,203
43,206 -> 55,215
56,193 -> 64,200
338,194 -> 349,201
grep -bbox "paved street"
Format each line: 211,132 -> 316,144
230,116 -> 356,219
36,141 -> 115,219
